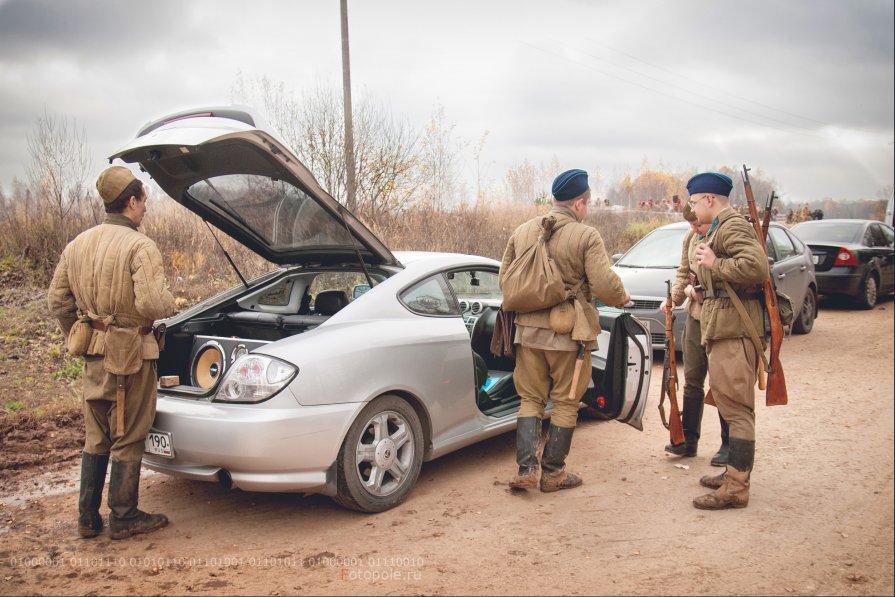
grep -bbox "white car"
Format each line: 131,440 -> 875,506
112,106 -> 653,512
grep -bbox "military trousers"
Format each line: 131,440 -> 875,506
705,337 -> 757,441
82,357 -> 157,463
514,345 -> 589,428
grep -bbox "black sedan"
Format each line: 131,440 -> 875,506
791,219 -> 895,309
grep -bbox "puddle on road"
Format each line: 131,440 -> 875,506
0,462 -> 160,509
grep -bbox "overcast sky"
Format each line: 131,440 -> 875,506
0,0 -> 892,204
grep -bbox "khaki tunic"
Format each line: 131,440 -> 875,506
499,205 -> 628,427
48,214 -> 175,462
696,208 -> 769,442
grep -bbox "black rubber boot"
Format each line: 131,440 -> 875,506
78,452 -> 109,538
108,460 -> 168,540
664,388 -> 703,456
539,424 -> 582,492
711,415 -> 730,467
509,417 -> 541,490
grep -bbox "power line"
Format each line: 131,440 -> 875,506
519,40 -> 824,139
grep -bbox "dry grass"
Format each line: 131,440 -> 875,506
1,196 -> 678,305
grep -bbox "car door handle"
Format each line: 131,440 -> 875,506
777,273 -> 786,279
799,266 -> 807,271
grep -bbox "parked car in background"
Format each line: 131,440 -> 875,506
108,106 -> 653,513
606,220 -> 819,349
791,219 -> 894,309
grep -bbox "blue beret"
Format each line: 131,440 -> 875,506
552,169 -> 589,201
686,172 -> 733,197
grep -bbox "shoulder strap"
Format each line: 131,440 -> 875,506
721,279 -> 769,369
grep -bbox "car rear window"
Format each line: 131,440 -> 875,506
792,222 -> 862,243
615,228 -> 686,268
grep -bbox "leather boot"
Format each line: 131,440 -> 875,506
664,388 -> 703,456
509,417 -> 541,490
78,452 -> 109,538
711,415 -> 730,467
699,470 -> 726,489
539,424 -> 582,492
108,460 -> 168,540
693,438 -> 754,510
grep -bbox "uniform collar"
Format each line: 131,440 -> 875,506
550,204 -> 579,223
103,212 -> 138,231
697,206 -> 734,240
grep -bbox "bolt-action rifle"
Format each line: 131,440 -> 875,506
658,280 -> 686,446
742,164 -> 788,406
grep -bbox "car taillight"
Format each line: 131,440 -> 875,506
834,248 -> 858,266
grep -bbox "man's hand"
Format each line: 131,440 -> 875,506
695,242 -> 716,269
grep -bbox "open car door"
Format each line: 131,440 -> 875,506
582,311 -> 652,430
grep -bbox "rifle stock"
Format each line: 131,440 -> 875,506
742,165 -> 788,406
661,280 -> 686,445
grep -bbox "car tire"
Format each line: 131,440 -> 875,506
792,287 -> 816,334
334,395 -> 424,513
854,273 -> 879,310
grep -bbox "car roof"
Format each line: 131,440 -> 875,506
792,219 -> 878,225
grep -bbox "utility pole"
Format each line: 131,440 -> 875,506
340,0 -> 357,212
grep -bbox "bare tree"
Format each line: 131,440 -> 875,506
231,75 -> 421,225
504,159 -> 538,203
419,104 -> 466,209
22,110 -> 93,269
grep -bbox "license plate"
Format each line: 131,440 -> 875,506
145,430 -> 174,458
812,254 -> 820,264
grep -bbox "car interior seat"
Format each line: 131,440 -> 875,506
314,289 -> 350,316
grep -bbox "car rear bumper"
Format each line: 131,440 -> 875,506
141,391 -> 362,494
815,268 -> 863,296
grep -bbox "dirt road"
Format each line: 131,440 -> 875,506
1,299 -> 892,596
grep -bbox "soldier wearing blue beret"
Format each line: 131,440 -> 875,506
500,168 -> 630,493
686,171 -> 769,510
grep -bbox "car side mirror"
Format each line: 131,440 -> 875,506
611,253 -> 623,264
352,284 -> 371,299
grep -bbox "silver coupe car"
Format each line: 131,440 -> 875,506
111,106 -> 653,512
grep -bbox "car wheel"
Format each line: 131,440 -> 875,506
334,395 -> 424,513
854,274 -> 878,310
792,287 -> 816,334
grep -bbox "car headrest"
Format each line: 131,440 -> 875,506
315,290 -> 350,316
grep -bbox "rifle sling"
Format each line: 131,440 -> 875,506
721,280 -> 769,370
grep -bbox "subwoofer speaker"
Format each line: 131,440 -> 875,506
189,336 -> 270,389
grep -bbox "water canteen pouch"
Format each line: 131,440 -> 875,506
66,317 -> 93,357
103,325 -> 143,376
548,299 -> 576,334
500,217 -> 566,313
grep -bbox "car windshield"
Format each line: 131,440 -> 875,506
188,174 -> 355,251
615,228 -> 686,268
792,222 -> 863,244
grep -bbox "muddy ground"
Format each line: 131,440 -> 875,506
0,297 -> 892,596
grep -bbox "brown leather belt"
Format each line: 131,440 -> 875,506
714,290 -> 762,300
89,320 -> 153,335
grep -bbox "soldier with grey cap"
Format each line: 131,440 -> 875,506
48,165 -> 175,538
685,171 -> 768,510
500,169 -> 630,493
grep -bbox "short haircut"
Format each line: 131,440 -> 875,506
105,179 -> 144,213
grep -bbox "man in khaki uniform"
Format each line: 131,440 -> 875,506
685,172 -> 769,509
48,166 -> 175,538
661,202 -> 730,466
500,169 -> 629,492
